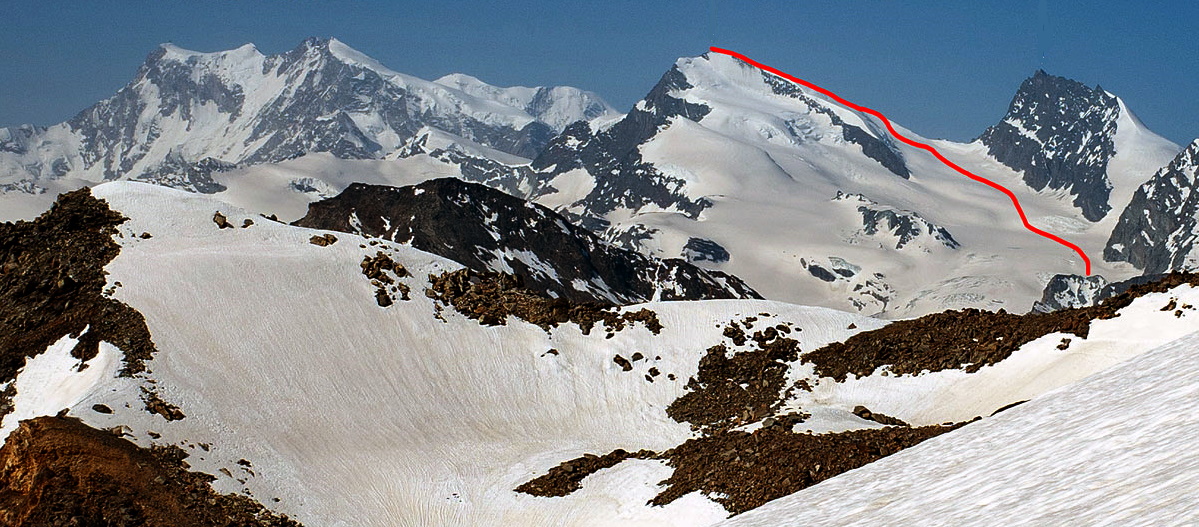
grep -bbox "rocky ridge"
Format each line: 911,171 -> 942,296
1105,140 -> 1199,272
0,416 -> 300,527
294,178 -> 760,304
978,70 -> 1122,221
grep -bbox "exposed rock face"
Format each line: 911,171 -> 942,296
424,268 -> 662,336
294,178 -> 760,304
0,188 -> 158,425
681,237 -> 730,263
132,156 -> 233,194
798,256 -> 896,314
0,416 -> 299,527
834,192 -> 959,250
1104,140 -> 1199,273
529,65 -> 716,227
978,71 -> 1121,221
1032,273 -> 1110,312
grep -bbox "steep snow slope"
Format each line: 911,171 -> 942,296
717,329 -> 1199,527
5,183 -> 1199,525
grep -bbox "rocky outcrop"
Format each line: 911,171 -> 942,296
424,268 -> 662,336
1104,140 -> 1199,273
805,273 -> 1199,380
294,178 -> 760,304
681,237 -> 730,263
978,71 -> 1121,221
834,192 -> 959,250
0,188 -> 158,425
0,416 -> 299,527
1032,273 -> 1110,312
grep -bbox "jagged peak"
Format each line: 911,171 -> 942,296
1166,138 -> 1199,170
1015,70 -> 1111,102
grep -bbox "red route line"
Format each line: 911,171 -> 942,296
709,46 -> 1092,275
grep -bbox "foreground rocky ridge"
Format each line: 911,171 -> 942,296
0,189 -> 157,424
0,416 -> 299,527
806,272 -> 1199,380
516,272 -> 1199,516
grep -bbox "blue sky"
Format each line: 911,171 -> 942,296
2,1 -> 1196,144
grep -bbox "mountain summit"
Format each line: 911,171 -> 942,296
977,70 -> 1177,222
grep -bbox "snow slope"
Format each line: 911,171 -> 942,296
435,73 -> 619,132
0,182 -> 876,525
5,182 -> 1199,525
717,329 -> 1199,527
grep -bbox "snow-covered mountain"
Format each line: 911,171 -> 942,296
0,38 -> 617,196
514,52 -> 1178,317
0,43 -> 1186,318
5,183 -> 1199,524
435,73 -> 618,133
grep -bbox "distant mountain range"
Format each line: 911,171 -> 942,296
0,37 -> 616,192
1,38 -> 1194,317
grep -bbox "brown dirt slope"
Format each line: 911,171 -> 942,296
666,336 -> 801,434
516,425 -> 957,515
0,416 -> 299,527
651,425 -> 958,514
426,268 -> 662,335
514,449 -> 656,497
